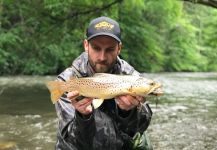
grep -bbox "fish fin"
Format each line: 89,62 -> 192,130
46,81 -> 65,104
92,99 -> 104,109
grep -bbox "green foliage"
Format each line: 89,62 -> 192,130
200,8 -> 217,71
183,3 -> 217,71
143,0 -> 182,28
0,0 -> 216,75
120,0 -> 164,72
165,19 -> 206,71
0,28 -> 23,74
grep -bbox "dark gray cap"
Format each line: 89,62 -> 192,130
86,16 -> 121,42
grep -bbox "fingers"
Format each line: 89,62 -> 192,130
67,91 -> 79,100
67,91 -> 93,115
130,96 -> 140,106
74,98 -> 93,115
74,98 -> 92,108
115,95 -> 140,111
135,96 -> 146,103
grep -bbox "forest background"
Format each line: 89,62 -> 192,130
0,0 -> 217,75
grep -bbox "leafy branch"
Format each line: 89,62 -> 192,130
182,0 -> 217,9
48,0 -> 123,21
68,0 -> 123,18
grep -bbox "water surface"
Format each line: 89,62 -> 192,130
146,72 -> 217,150
0,73 -> 216,149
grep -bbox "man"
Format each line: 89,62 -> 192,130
55,16 -> 153,150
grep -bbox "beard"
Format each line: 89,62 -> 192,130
88,59 -> 116,73
90,61 -> 111,73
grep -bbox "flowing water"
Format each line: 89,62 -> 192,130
0,73 -> 216,150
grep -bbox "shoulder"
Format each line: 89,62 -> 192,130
118,57 -> 140,76
57,52 -> 88,81
57,67 -> 77,81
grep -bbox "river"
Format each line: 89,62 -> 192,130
0,73 -> 216,150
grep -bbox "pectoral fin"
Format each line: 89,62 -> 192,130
92,99 -> 104,109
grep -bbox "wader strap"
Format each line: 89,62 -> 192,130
71,65 -> 83,78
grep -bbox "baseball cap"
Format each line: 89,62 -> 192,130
86,16 -> 121,42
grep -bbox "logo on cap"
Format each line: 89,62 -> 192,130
95,21 -> 114,30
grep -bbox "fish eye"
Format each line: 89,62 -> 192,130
150,82 -> 155,86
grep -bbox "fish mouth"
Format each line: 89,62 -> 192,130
150,87 -> 163,96
150,83 -> 163,96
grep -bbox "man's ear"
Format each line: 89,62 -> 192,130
118,43 -> 122,55
83,39 -> 88,52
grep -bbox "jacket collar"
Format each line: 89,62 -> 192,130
72,52 -> 122,77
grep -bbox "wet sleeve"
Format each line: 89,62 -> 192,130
55,69 -> 96,150
55,98 -> 96,150
118,60 -> 152,134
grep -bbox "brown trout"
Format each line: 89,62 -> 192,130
46,73 -> 162,108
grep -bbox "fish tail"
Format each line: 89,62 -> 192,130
46,81 -> 65,104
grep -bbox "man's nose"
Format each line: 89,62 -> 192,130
99,51 -> 106,61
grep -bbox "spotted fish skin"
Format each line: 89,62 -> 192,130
46,73 -> 162,104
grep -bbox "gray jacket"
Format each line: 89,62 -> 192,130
55,52 -> 152,150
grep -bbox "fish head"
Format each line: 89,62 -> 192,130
131,78 -> 163,96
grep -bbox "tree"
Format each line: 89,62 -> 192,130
0,0 -> 217,74
182,0 -> 217,9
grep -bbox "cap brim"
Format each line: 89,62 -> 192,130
87,32 -> 121,42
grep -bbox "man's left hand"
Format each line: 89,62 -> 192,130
115,95 -> 144,111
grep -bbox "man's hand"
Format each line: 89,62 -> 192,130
115,95 -> 144,111
67,91 -> 93,115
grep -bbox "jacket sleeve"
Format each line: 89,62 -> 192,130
55,95 -> 96,150
115,102 -> 152,138
117,58 -> 153,135
55,67 -> 96,150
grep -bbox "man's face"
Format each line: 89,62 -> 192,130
84,36 -> 121,73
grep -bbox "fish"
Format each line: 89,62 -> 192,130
46,73 -> 163,108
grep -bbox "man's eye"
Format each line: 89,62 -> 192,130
93,47 -> 101,51
106,48 -> 115,52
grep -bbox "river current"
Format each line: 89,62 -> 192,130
0,73 -> 216,150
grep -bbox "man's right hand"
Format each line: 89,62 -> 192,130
67,91 -> 93,115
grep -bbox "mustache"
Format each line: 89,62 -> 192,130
96,61 -> 108,65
